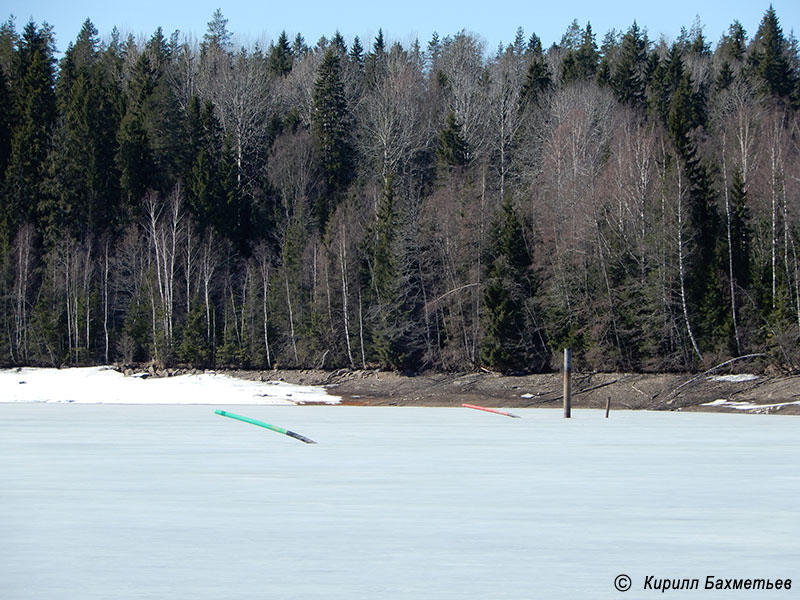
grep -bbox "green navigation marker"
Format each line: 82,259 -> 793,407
215,410 -> 317,444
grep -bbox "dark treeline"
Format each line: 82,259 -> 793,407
1,7 -> 799,373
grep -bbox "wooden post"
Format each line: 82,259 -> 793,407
563,348 -> 572,418
605,396 -> 611,418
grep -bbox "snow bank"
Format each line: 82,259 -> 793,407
0,366 -> 340,405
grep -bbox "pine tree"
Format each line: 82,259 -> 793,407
311,48 -> 353,228
202,8 -> 232,55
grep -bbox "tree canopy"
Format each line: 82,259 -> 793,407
1,8 -> 799,374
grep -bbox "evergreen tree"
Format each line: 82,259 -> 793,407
520,46 -> 552,106
481,197 -> 536,371
716,17 -> 747,89
178,303 -> 213,366
0,65 -> 11,185
364,29 -> 387,88
42,19 -> 120,240
437,112 -> 470,167
4,21 -> 57,233
561,23 -> 598,84
292,33 -> 308,58
269,31 -> 293,76
611,22 -> 648,107
116,30 -> 180,209
667,69 -> 705,151
184,96 -> 226,230
202,8 -> 232,55
729,167 -> 752,289
649,44 -> 685,125
749,6 -> 796,101
349,36 -> 365,68
311,48 -> 354,228
720,21 -> 747,63
596,30 -> 619,88
331,31 -> 348,55
364,175 -> 424,370
0,17 -> 18,75
116,108 -> 153,207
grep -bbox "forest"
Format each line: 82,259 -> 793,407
0,7 -> 799,373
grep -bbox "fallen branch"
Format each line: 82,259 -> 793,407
666,353 -> 767,404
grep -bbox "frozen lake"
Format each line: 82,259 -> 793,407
1,404 -> 797,599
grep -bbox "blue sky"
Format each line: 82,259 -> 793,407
4,0 -> 798,56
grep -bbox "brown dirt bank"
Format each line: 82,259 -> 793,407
221,368 -> 800,415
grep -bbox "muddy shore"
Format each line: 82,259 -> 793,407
213,368 -> 800,415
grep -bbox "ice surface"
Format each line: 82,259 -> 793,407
1,404 -> 797,600
0,366 -> 340,405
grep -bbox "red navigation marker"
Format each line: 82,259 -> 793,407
462,403 -> 521,418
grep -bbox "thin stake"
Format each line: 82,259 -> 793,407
215,409 -> 317,444
605,396 -> 611,418
563,348 -> 572,418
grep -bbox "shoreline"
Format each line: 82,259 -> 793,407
3,365 -> 799,414
224,368 -> 800,415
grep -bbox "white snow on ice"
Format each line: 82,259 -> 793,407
0,366 -> 340,405
708,373 -> 759,382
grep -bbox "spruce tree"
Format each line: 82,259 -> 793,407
5,21 -> 57,232
481,197 -> 538,372
311,48 -> 353,228
365,175 -> 423,370
349,36 -> 365,67
269,31 -> 293,76
729,168 -> 752,289
42,19 -> 120,240
611,22 -> 648,107
437,112 -> 470,167
520,45 -> 551,106
749,6 -> 796,101
561,23 -> 598,84
0,66 -> 10,186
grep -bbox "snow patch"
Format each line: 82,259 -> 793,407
702,398 -> 800,411
0,366 -> 340,405
708,374 -> 759,382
